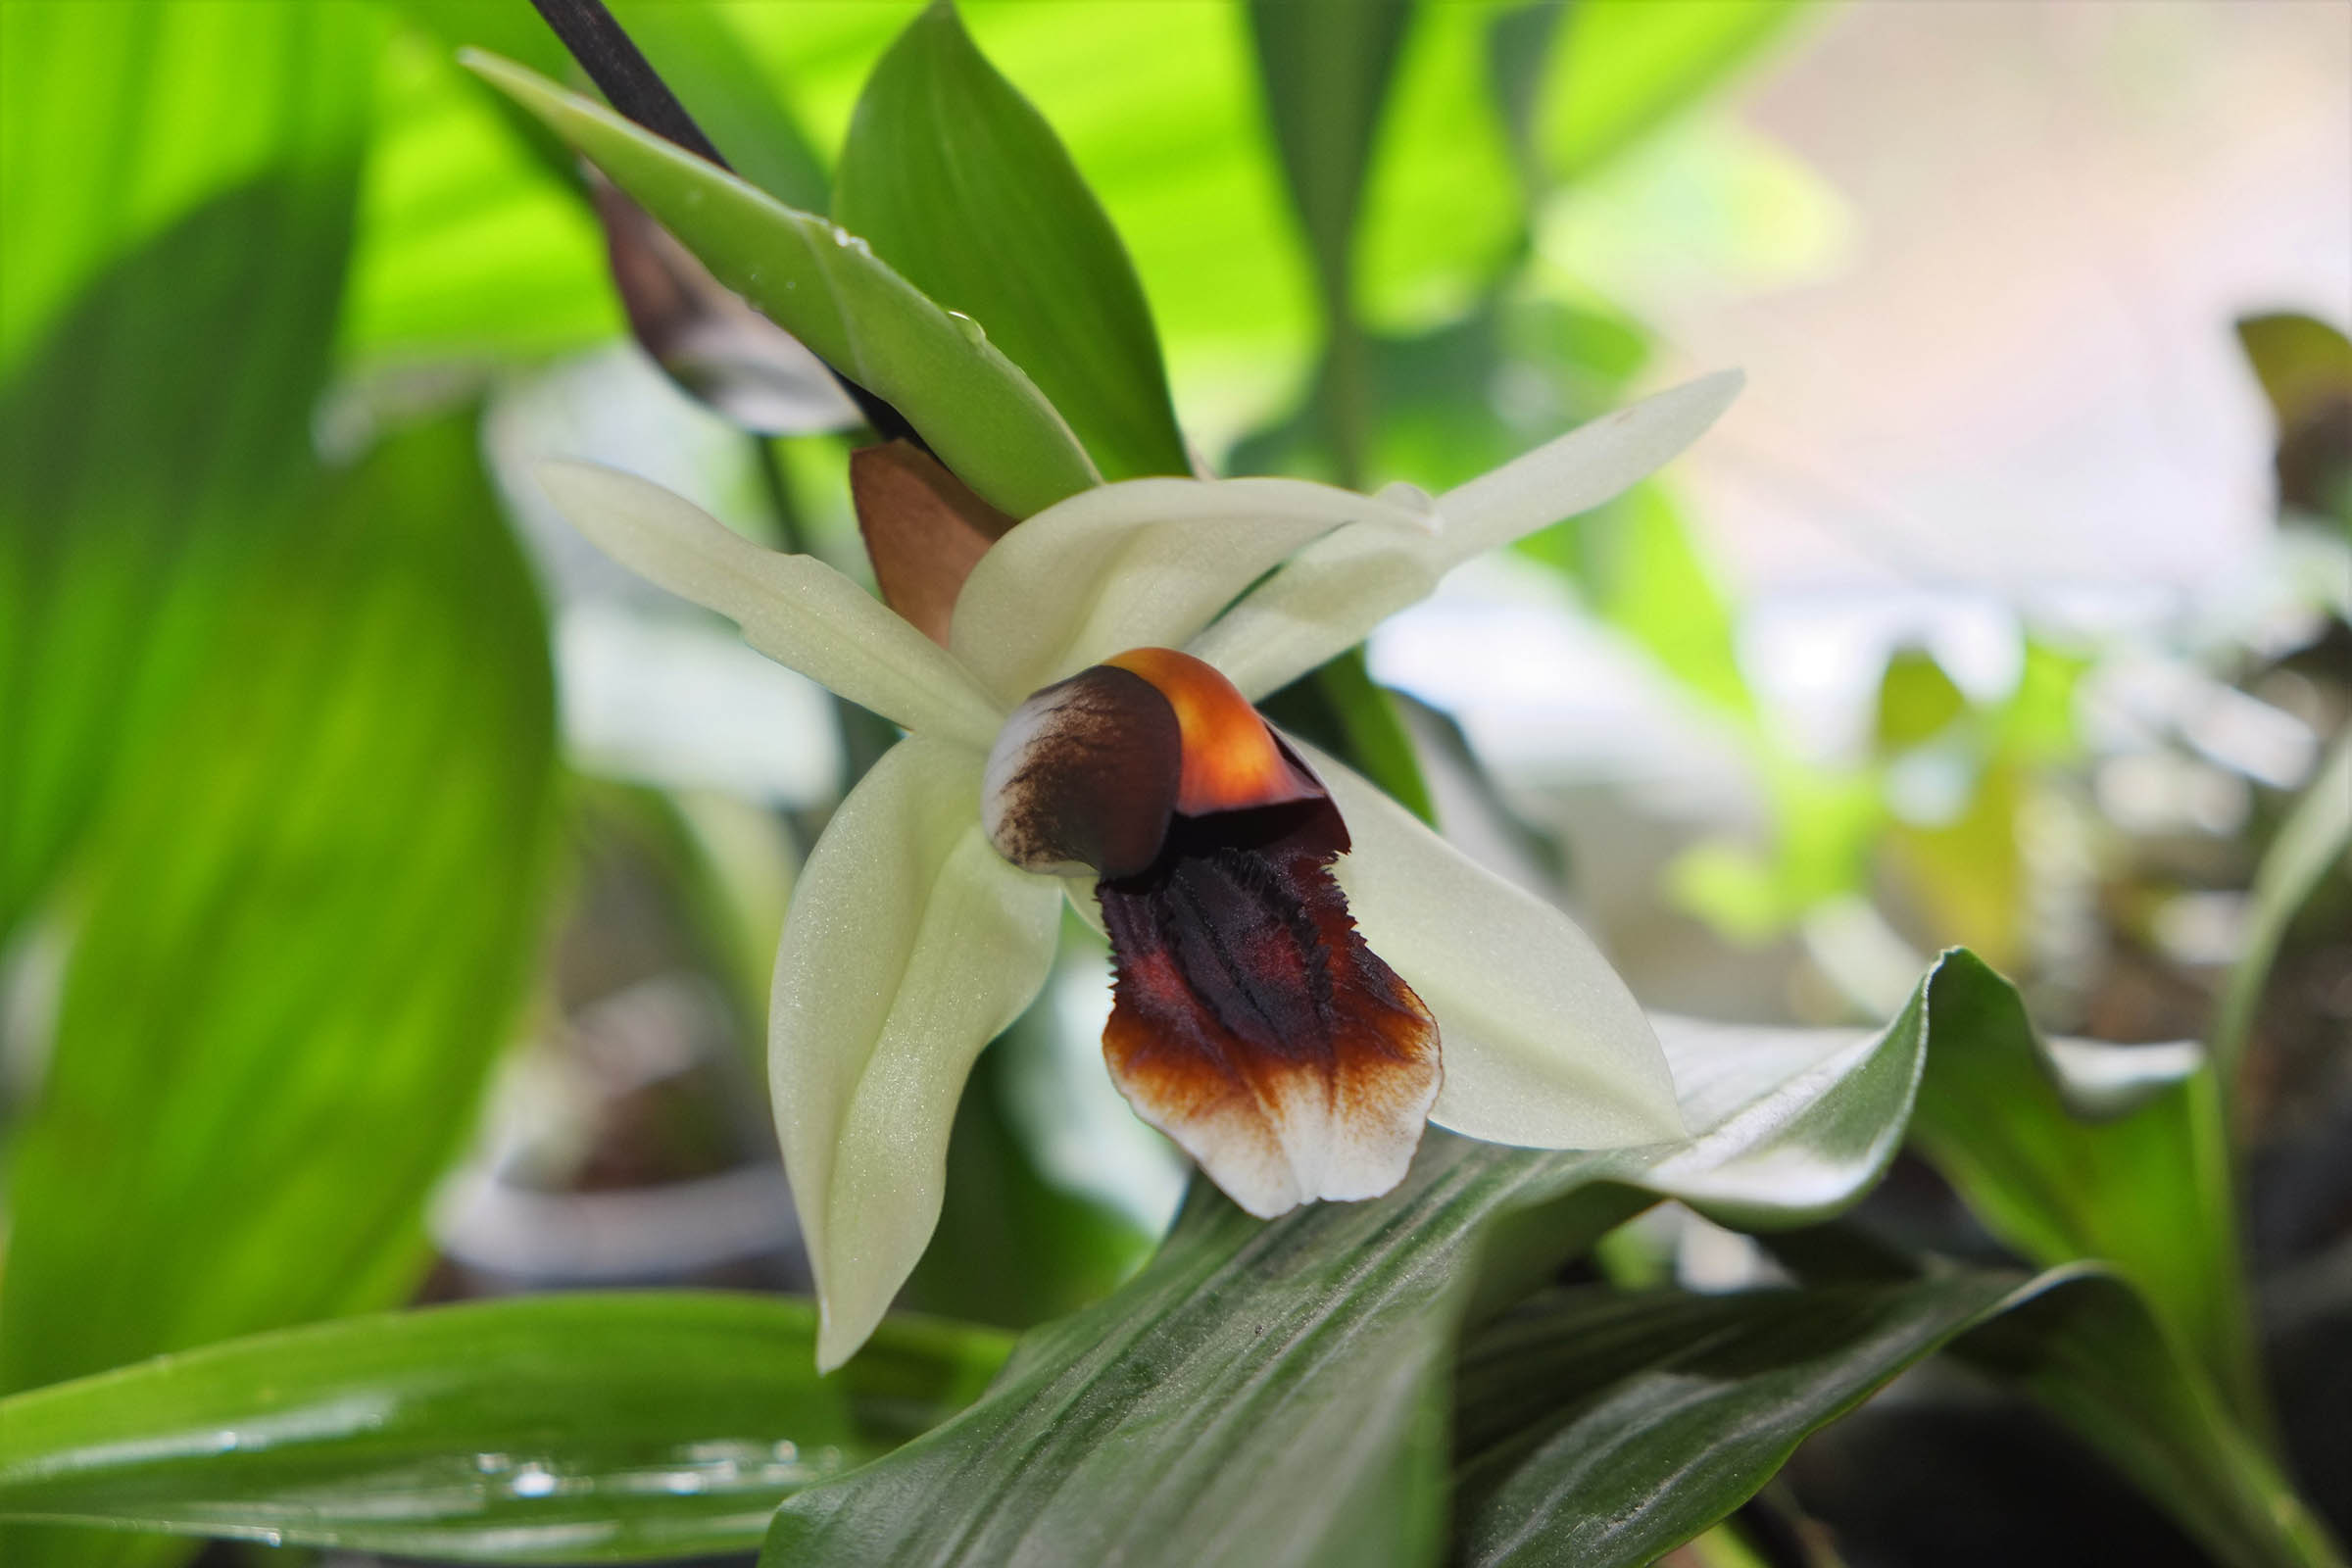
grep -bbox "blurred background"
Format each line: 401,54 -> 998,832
1,3 -> 2346,1566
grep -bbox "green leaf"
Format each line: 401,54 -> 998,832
1354,0 -> 1526,334
832,2 -> 1188,482
1902,952 -> 2270,1440
2236,313 -> 2352,436
755,952 -> 1992,1568
464,50 -> 1099,519
1954,1271 -> 2344,1568
1455,1271 -> 2033,1568
1539,0 -> 1812,186
1457,1267 -> 2344,1568
0,1 -> 372,937
1246,0 -> 1411,489
0,413 -> 556,1405
1247,0 -> 1412,315
0,1293 -> 1011,1563
0,2 -> 368,377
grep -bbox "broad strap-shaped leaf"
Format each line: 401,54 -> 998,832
769,737 -> 1064,1371
0,1294 -> 1010,1564
465,51 -> 1099,519
1901,951 -> 2270,1436
1952,1271 -> 2346,1568
1248,0 -> 1411,315
1454,1272 -> 2036,1568
1454,1267 -> 2343,1568
0,414 -> 557,1394
756,953 -> 2012,1568
0,0 -> 372,938
834,2 -> 1189,482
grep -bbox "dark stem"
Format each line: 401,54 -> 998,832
527,0 -> 727,168
526,0 -> 919,445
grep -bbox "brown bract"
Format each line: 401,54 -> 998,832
849,440 -> 1015,646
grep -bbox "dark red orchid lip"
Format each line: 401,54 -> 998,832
983,648 -> 1440,1217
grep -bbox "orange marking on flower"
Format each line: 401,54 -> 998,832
1104,647 -> 1319,816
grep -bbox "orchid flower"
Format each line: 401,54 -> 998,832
536,368 -> 1740,1368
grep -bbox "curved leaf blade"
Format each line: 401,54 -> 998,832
1455,1272 -> 2034,1568
1457,1264 -> 2342,1568
0,414 -> 557,1396
464,50 -> 1099,519
833,3 -> 1188,482
0,1294 -> 1010,1563
1903,951 -> 2268,1435
0,2 -> 370,939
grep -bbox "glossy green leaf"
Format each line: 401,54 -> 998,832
0,1293 -> 1011,1563
1455,1271 -> 2034,1568
0,1 -> 371,938
1457,1267 -> 2343,1568
465,51 -> 1099,518
1902,952 -> 2269,1437
833,3 -> 1187,482
720,3 -> 1321,445
1540,0 -> 1812,186
754,953 -> 2032,1568
0,413 -> 556,1409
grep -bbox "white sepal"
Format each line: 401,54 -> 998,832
1434,370 -> 1743,564
537,462 -> 1003,750
767,737 -> 1062,1370
1191,372 -> 1742,701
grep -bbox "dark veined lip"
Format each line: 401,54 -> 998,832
982,648 -> 1440,1217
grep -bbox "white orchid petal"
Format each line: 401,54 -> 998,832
1184,522 -> 1440,702
1188,372 -> 1742,701
1434,369 -> 1743,564
951,477 -> 1427,706
538,462 -> 1002,749
1309,746 -> 1685,1149
767,737 -> 1062,1370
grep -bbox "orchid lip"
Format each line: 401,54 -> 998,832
980,648 -> 1441,1218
